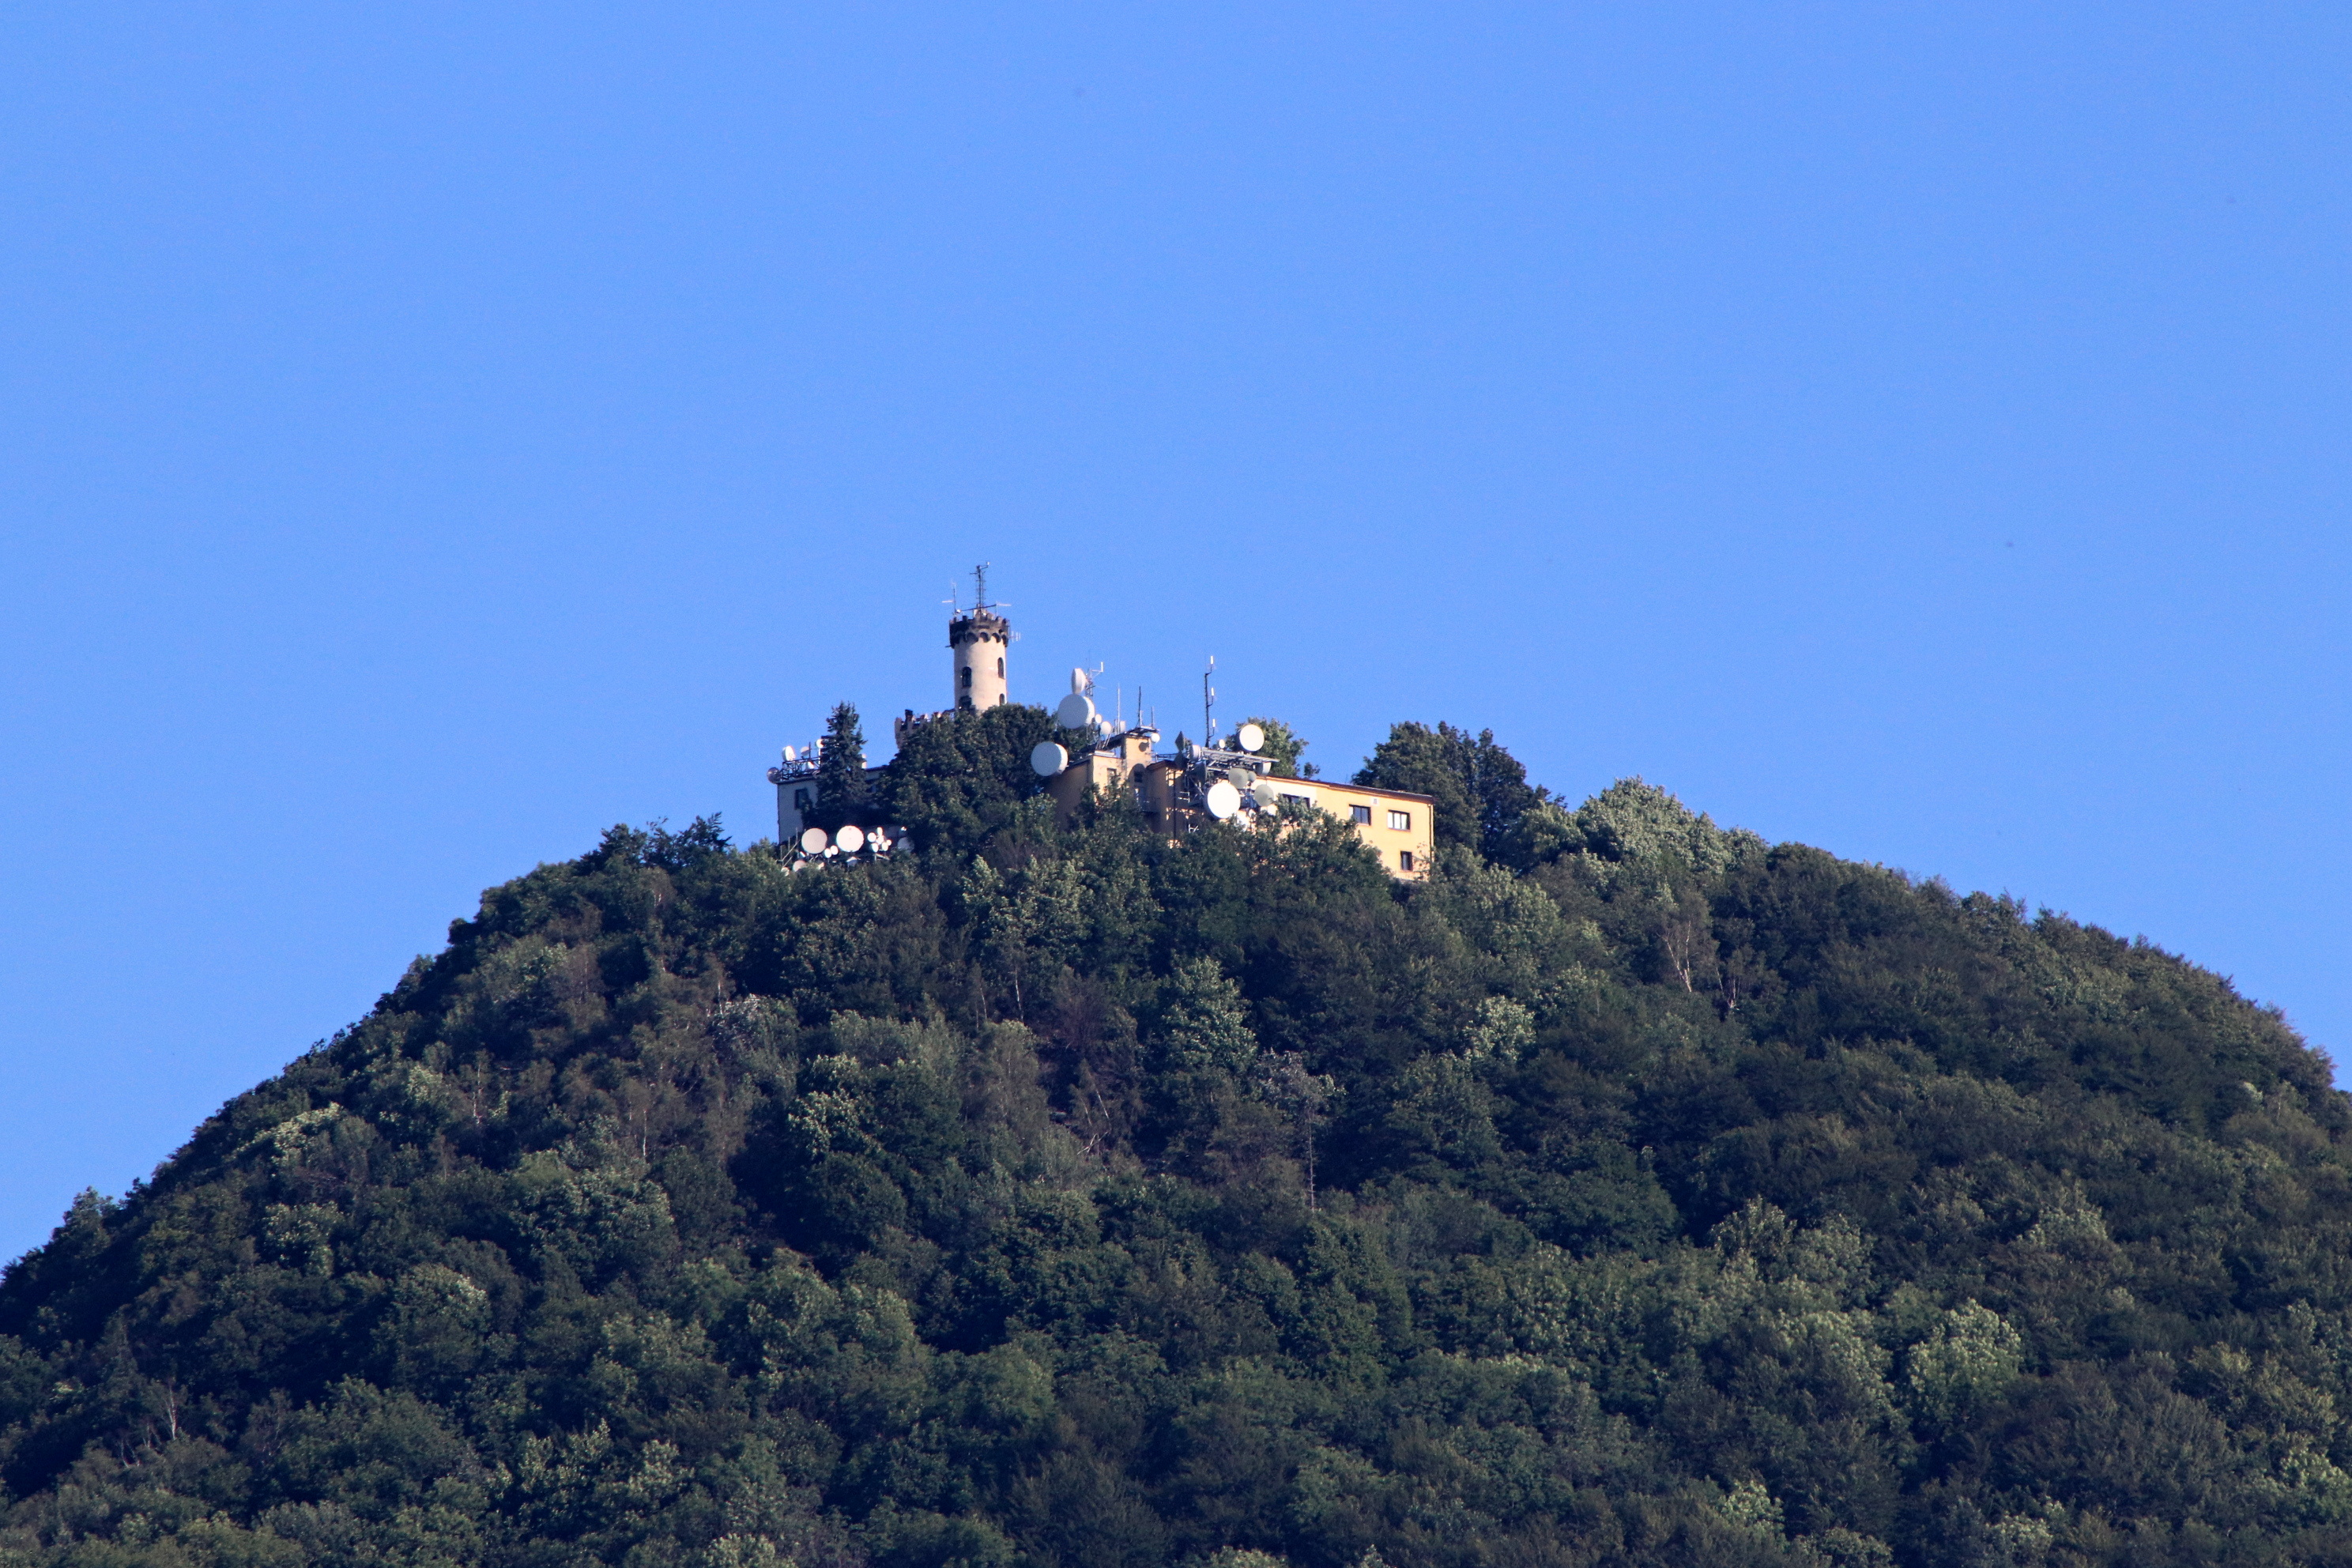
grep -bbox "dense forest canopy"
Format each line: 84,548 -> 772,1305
3,701 -> 2348,1568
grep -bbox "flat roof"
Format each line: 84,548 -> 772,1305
1251,776 -> 1438,806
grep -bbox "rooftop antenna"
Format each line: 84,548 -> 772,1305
971,561 -> 1006,613
1202,655 -> 1216,744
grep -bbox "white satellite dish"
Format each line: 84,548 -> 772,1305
799,827 -> 828,854
1252,779 -> 1281,809
836,824 -> 866,853
1070,666 -> 1089,693
1235,722 -> 1265,754
782,744 -> 797,762
1053,692 -> 1095,729
1030,741 -> 1069,777
1203,779 -> 1242,820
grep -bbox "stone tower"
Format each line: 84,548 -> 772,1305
948,564 -> 1010,710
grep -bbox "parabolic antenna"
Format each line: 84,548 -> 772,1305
1070,666 -> 1089,693
1252,779 -> 1281,809
799,827 -> 828,854
1053,692 -> 1095,729
782,744 -> 797,762
836,824 -> 866,854
1030,741 -> 1069,777
1203,779 -> 1242,820
1235,722 -> 1265,754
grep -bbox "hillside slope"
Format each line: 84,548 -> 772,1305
3,710 -> 2347,1568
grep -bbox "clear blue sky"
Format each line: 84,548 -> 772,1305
3,6 -> 2346,1263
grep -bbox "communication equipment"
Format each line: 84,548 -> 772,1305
1235,722 -> 1265,754
1203,779 -> 1242,820
1252,779 -> 1281,810
836,824 -> 866,853
1053,692 -> 1095,729
782,745 -> 797,761
1030,741 -> 1069,777
799,827 -> 828,854
1070,667 -> 1088,693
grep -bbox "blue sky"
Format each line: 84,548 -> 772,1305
3,5 -> 2346,1262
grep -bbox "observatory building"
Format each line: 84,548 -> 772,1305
770,570 -> 1436,879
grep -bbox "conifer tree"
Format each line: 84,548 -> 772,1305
814,700 -> 868,822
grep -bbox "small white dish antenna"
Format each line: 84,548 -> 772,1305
1070,666 -> 1089,693
782,744 -> 797,762
799,827 -> 828,854
1203,779 -> 1242,820
1053,692 -> 1095,729
836,824 -> 866,854
1235,722 -> 1265,754
1030,741 -> 1069,777
1252,779 -> 1281,809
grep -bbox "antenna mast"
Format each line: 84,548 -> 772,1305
1202,655 -> 1216,744
972,562 -> 991,612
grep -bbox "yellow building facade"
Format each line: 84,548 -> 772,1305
1046,729 -> 1435,880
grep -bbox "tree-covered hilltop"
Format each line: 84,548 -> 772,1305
3,706 -> 2348,1568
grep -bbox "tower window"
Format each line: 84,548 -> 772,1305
1388,810 -> 1411,831
996,656 -> 1004,677
1350,805 -> 1371,824
961,666 -> 973,688
793,788 -> 812,812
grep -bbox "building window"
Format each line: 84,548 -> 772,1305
1282,793 -> 1310,807
1399,850 -> 1415,872
961,665 -> 973,688
996,656 -> 1004,677
1350,804 -> 1371,824
1388,809 -> 1411,831
793,789 -> 812,812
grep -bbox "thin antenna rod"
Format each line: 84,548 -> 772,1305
973,562 -> 990,611
1202,655 -> 1216,745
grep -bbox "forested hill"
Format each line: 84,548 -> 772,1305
4,706 -> 2348,1568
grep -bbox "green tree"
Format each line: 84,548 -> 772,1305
1353,720 -> 1546,858
0,758 -> 2346,1568
1236,715 -> 1313,778
812,701 -> 870,827
883,703 -> 1057,850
